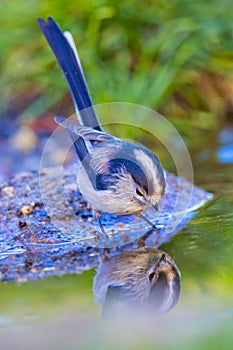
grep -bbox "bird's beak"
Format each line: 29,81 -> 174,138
152,203 -> 159,211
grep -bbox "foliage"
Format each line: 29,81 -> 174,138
0,0 -> 233,133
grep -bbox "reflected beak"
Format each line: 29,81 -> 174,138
159,253 -> 166,263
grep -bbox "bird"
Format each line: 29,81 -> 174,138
93,248 -> 181,317
37,17 -> 166,237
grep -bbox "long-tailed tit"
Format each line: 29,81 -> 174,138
37,17 -> 165,235
93,248 -> 181,317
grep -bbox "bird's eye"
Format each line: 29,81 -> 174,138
149,272 -> 156,282
136,188 -> 144,197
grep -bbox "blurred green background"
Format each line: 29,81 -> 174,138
0,0 -> 233,349
1,0 -> 233,131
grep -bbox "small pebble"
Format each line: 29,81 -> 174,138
2,186 -> 14,197
42,267 -> 56,272
18,221 -> 27,229
20,205 -> 34,215
86,203 -> 92,210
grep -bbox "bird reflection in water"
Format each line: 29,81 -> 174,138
93,247 -> 180,318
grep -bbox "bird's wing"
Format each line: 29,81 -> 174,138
66,129 -> 89,164
37,16 -> 101,131
101,285 -> 130,318
55,116 -> 115,142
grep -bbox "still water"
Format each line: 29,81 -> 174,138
0,120 -> 232,349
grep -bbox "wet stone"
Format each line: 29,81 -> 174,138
0,166 -> 213,282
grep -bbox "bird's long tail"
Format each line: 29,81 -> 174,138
37,16 -> 101,131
